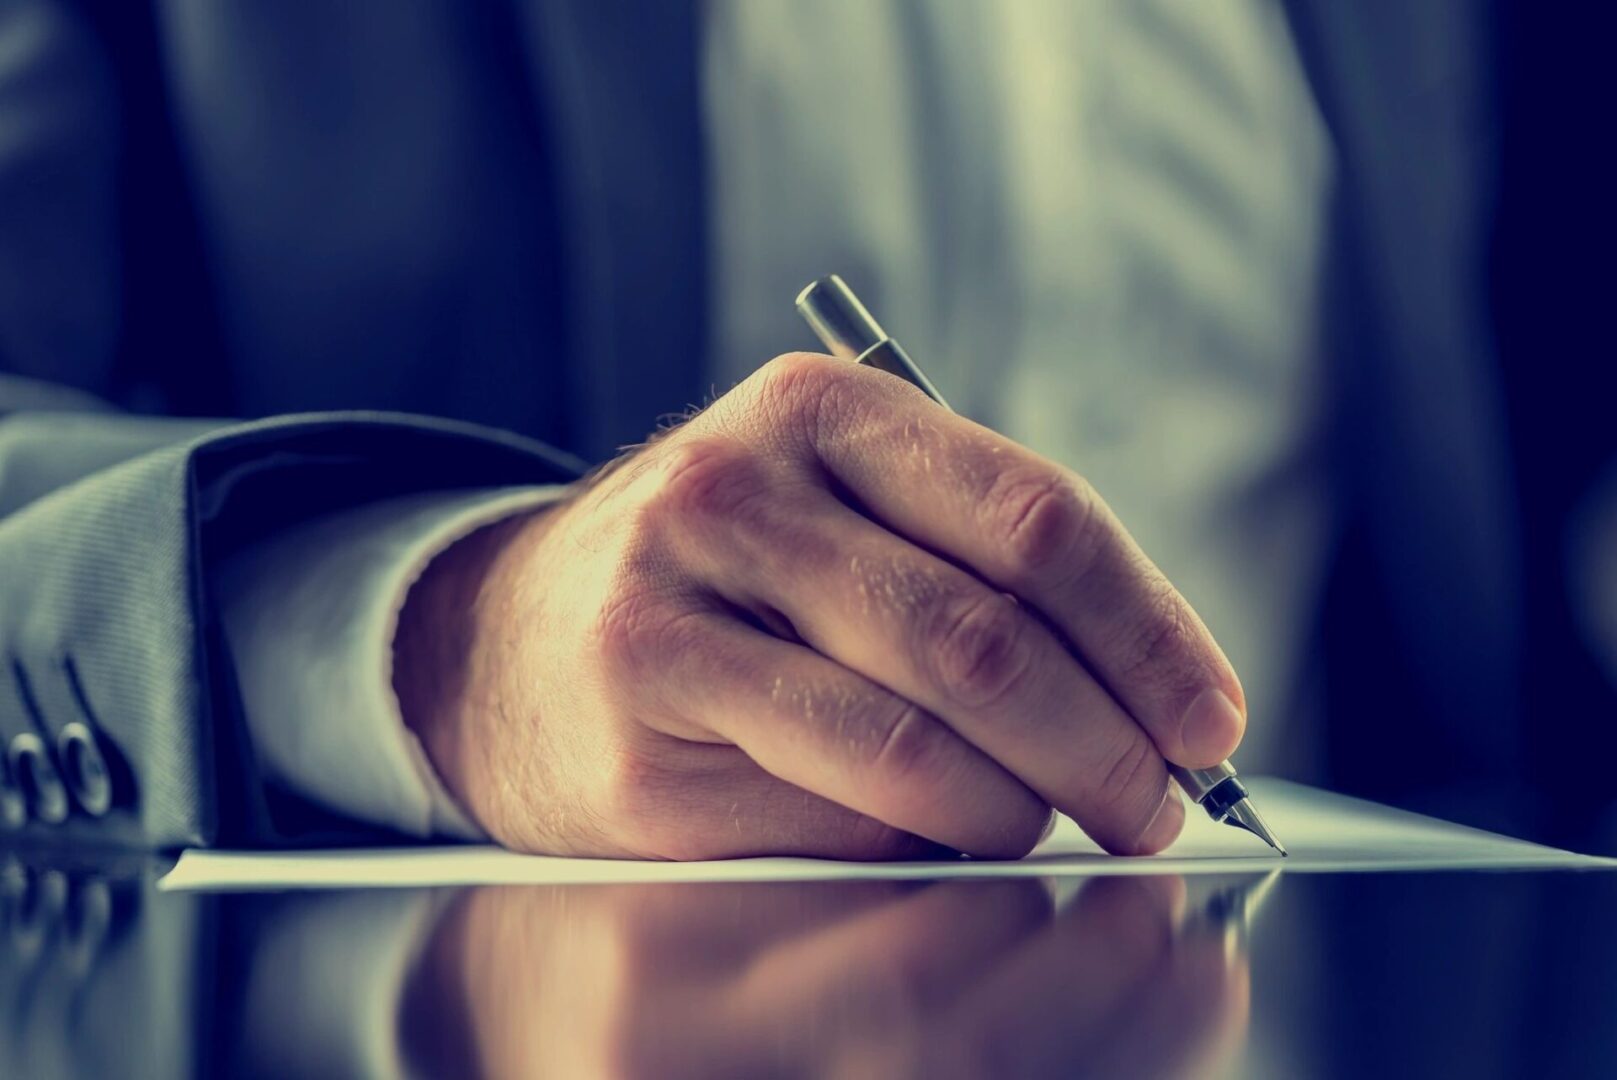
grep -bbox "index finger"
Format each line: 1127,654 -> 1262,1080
748,353 -> 1246,770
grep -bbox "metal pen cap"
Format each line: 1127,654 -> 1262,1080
796,274 -> 1286,858
796,275 -> 950,409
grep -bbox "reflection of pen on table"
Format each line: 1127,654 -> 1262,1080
796,274 -> 1288,857
1046,869 -> 1280,957
1185,870 -> 1283,958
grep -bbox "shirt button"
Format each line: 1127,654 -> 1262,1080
8,733 -> 71,826
57,722 -> 114,818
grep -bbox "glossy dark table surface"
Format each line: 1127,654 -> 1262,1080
2,848 -> 1614,1079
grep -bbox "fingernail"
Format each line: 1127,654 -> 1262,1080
1180,687 -> 1245,766
1136,786 -> 1185,854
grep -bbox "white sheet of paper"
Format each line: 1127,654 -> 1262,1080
159,779 -> 1616,892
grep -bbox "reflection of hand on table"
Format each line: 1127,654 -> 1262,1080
407,875 -> 1249,1078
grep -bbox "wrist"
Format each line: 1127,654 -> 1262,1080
393,503 -> 558,818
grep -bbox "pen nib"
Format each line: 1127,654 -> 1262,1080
1223,798 -> 1288,857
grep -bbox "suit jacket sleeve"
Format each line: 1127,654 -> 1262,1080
0,382 -> 585,849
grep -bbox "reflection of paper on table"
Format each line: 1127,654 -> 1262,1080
159,779 -> 1616,892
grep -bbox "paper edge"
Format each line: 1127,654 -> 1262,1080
159,777 -> 1617,893
160,846 -> 1617,893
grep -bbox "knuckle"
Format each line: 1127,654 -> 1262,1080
652,437 -> 771,525
1092,735 -> 1165,830
930,592 -> 1031,709
756,350 -> 851,402
592,587 -> 702,679
869,701 -> 947,789
1112,589 -> 1204,694
987,469 -> 1102,582
753,352 -> 854,425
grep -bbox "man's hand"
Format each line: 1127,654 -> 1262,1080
394,353 -> 1246,859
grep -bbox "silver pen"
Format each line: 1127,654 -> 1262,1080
796,274 -> 1288,857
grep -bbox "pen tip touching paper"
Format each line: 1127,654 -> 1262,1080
1224,798 -> 1288,857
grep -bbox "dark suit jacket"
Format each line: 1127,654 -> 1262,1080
0,0 -> 1610,851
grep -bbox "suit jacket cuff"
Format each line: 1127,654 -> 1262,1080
217,485 -> 569,839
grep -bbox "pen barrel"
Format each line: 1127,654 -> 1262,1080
1168,761 -> 1236,803
855,340 -> 951,411
796,274 -> 951,410
1168,761 -> 1244,810
797,274 -> 887,361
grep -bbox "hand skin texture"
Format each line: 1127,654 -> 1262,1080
394,353 -> 1247,860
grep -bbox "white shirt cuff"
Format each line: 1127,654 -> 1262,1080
216,485 -> 569,839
